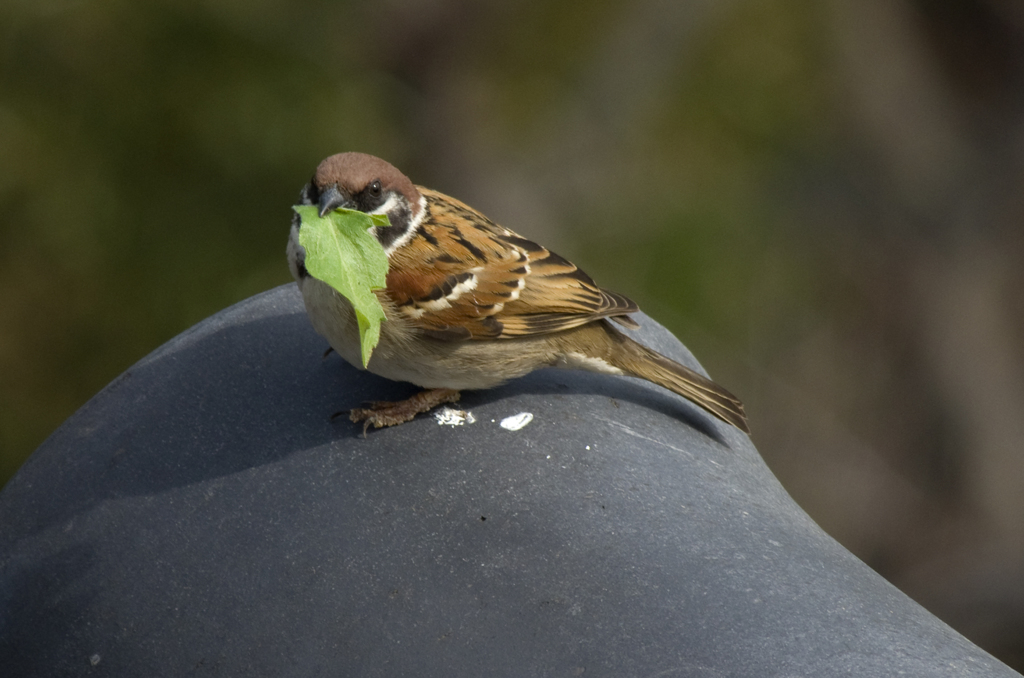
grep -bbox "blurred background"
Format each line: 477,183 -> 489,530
2,0 -> 1024,668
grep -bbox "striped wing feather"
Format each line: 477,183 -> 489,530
384,187 -> 639,341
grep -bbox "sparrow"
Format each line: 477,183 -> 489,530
287,152 -> 749,434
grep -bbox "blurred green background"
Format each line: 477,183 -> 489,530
3,0 -> 1024,668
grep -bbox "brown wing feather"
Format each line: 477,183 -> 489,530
385,187 -> 639,341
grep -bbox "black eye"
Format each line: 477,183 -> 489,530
368,180 -> 382,197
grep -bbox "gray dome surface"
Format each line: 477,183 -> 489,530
0,284 -> 1017,677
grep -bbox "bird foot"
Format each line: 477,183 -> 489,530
348,388 -> 461,435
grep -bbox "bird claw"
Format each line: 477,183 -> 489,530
347,388 -> 461,436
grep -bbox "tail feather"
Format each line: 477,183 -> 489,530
598,328 -> 749,433
550,321 -> 750,433
627,343 -> 749,433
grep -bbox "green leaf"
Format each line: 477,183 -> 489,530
293,205 -> 391,367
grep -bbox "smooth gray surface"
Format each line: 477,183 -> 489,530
0,284 -> 1018,677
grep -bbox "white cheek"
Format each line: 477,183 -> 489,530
381,194 -> 428,255
370,194 -> 400,216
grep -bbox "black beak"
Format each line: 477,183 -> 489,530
318,184 -> 352,218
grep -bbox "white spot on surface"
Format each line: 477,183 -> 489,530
500,412 -> 534,431
435,407 -> 476,426
90,655 -> 101,666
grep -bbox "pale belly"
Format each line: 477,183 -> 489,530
298,278 -> 555,391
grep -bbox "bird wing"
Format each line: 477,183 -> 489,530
384,187 -> 639,341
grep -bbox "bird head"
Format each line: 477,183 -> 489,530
298,152 -> 425,253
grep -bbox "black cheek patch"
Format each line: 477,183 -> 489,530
375,205 -> 412,250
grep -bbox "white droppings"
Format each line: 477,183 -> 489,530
500,412 -> 534,431
435,407 -> 476,426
